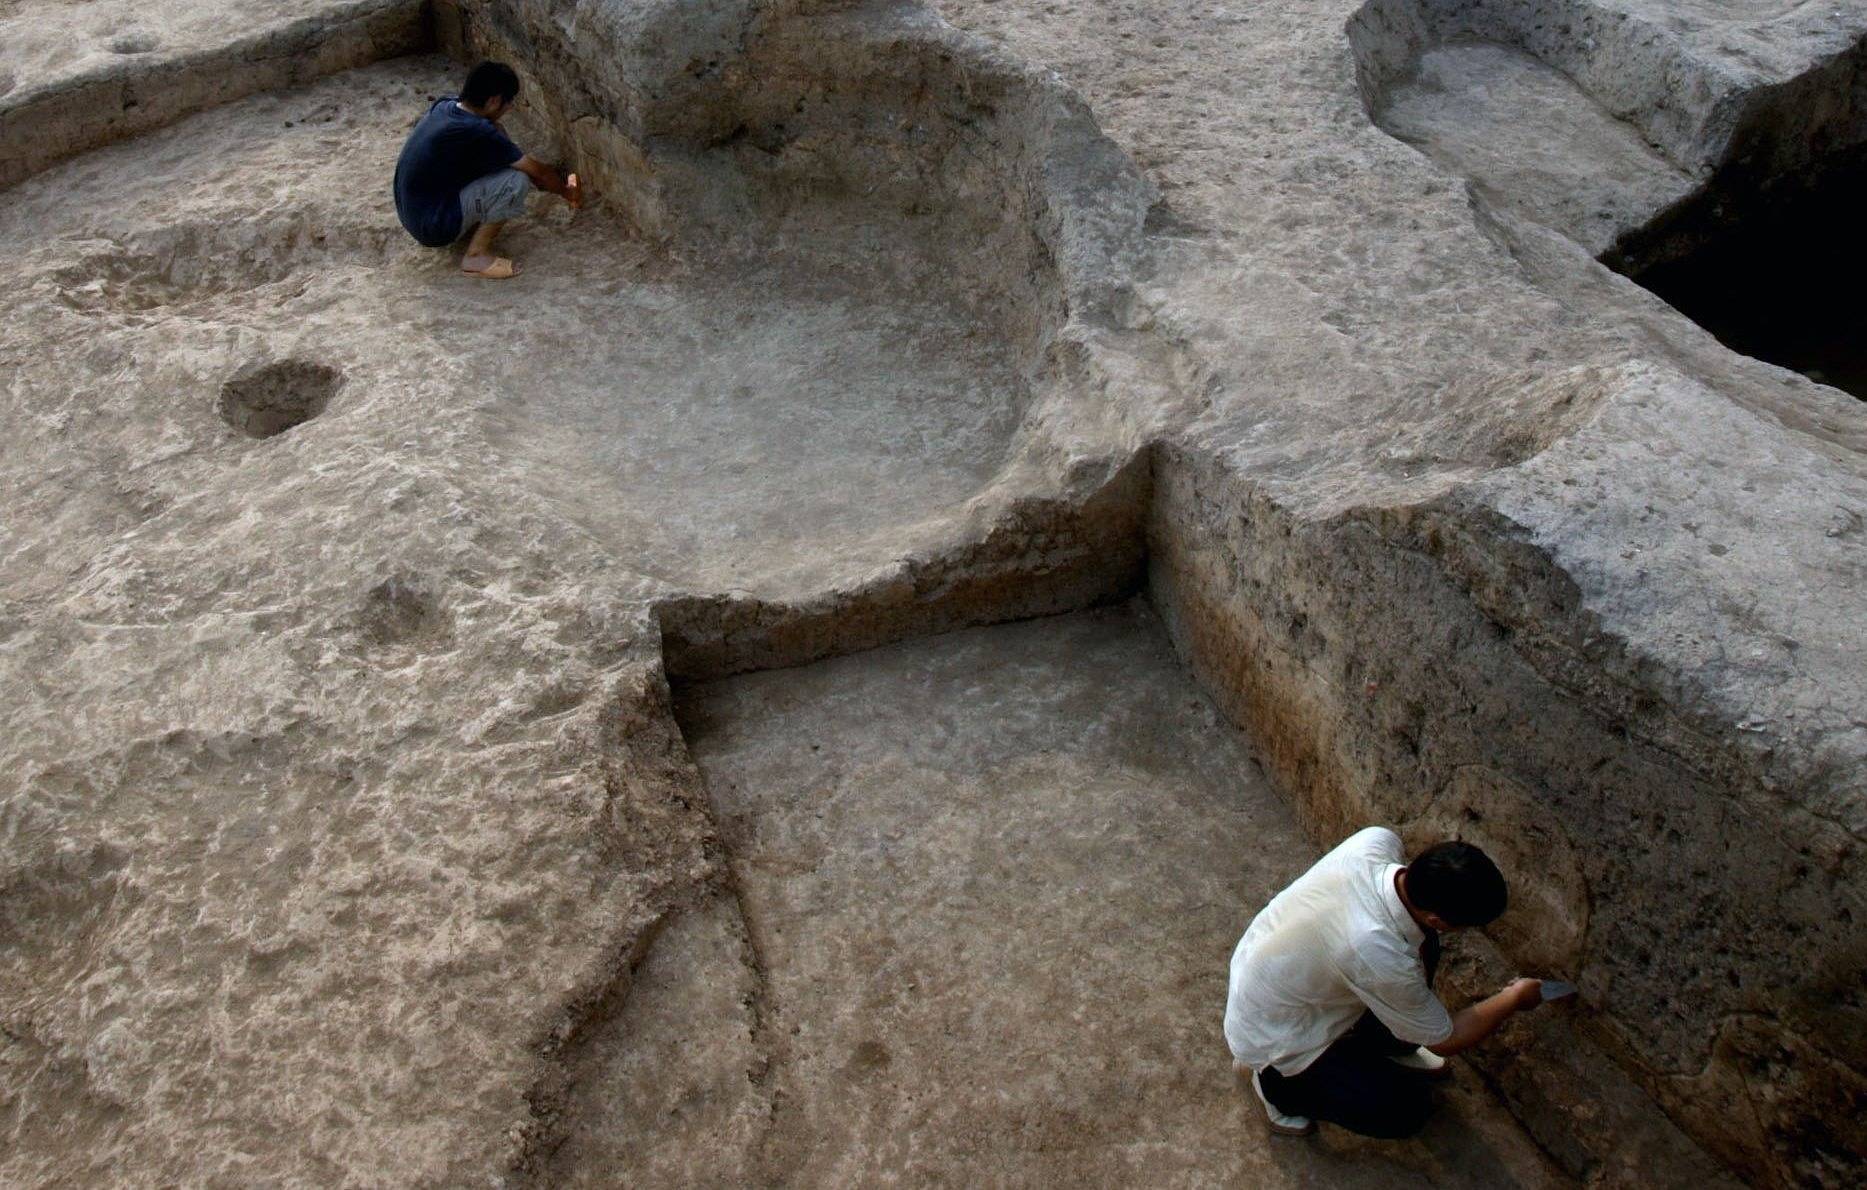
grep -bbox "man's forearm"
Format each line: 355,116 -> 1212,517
513,154 -> 565,193
1427,978 -> 1540,1057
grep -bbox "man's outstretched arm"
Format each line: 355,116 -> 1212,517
1427,978 -> 1543,1057
514,154 -> 573,198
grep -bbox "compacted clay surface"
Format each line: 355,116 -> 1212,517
0,0 -> 425,186
3,0 -> 1866,1186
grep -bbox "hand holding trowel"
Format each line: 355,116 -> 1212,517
1537,979 -> 1579,1004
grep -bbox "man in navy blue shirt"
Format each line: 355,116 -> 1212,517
393,61 -> 581,279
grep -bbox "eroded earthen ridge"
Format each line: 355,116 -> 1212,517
1,0 -> 1863,1185
1352,0 -> 1867,399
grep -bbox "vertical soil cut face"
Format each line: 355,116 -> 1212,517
1610,155 -> 1867,399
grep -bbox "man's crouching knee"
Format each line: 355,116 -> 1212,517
460,167 -> 532,230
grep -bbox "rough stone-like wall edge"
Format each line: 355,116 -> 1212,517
1146,440 -> 1864,1187
1606,34 -> 1867,274
1348,0 -> 1867,279
0,0 -> 432,190
1348,0 -> 1867,187
655,450 -> 1150,680
499,649 -> 730,1180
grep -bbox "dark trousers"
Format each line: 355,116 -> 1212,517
1258,930 -> 1442,1139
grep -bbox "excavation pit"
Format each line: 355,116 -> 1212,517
611,603 -> 1565,1186
1612,157 -> 1867,400
0,42 -> 1721,1188
218,359 -> 342,438
5,0 -> 1861,1182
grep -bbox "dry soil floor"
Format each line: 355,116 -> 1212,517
1,55 -> 1030,597
534,603 -> 1569,1186
0,0 -> 399,99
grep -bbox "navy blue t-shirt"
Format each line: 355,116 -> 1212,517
393,98 -> 523,247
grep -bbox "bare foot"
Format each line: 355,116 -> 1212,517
565,172 -> 583,210
461,254 -> 519,279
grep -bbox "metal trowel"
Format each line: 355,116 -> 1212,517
1540,979 -> 1579,1002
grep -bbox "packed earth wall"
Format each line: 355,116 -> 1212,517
1148,439 -> 1865,1186
0,0 -> 430,187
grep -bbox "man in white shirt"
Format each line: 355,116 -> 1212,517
1224,827 -> 1545,1138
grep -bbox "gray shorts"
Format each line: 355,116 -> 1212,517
458,167 -> 530,232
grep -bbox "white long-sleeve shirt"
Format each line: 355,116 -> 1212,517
1224,827 -> 1454,1075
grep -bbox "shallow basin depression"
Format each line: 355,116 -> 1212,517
474,240 -> 1033,593
444,0 -> 1128,593
218,358 -> 343,438
3,45 -> 1130,595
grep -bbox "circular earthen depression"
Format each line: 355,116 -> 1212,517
218,359 -> 342,439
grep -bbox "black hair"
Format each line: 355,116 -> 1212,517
1407,841 -> 1507,927
462,61 -> 521,107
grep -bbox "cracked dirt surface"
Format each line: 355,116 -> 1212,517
3,0 -> 1866,1184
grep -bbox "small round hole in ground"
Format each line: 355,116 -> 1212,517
218,359 -> 342,438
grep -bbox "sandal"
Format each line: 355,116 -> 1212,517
462,256 -> 518,280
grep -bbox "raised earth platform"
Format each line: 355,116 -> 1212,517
2,0 -> 1864,1186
